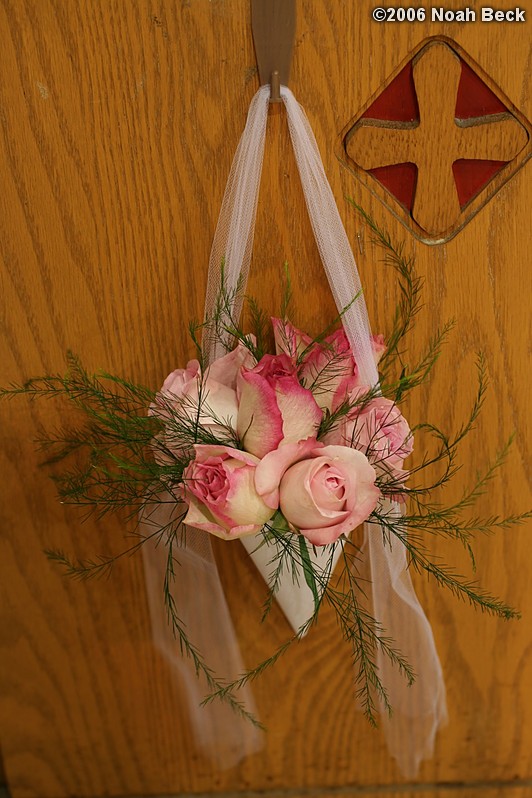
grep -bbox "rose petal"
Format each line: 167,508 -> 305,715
190,379 -> 239,430
280,457 -> 350,527
272,317 -> 312,359
162,360 -> 201,395
192,443 -> 260,467
275,376 -> 323,444
310,465 -> 346,509
299,334 -> 356,412
237,371 -> 284,458
255,438 -> 321,508
207,340 -> 256,389
223,460 -> 275,526
184,495 -> 261,540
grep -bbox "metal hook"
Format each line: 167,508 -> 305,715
270,70 -> 281,102
251,0 -> 295,103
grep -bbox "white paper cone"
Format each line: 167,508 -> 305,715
240,534 -> 344,634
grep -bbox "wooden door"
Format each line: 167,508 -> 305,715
1,2 -> 530,796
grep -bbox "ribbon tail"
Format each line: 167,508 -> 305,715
140,494 -> 263,767
364,514 -> 448,777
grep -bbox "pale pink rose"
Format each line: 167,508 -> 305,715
182,445 -> 274,539
150,346 -> 256,461
151,341 -> 255,427
322,391 -> 412,501
149,360 -> 202,463
337,394 -> 413,469
152,359 -> 201,422
237,353 -> 322,459
299,329 -> 358,412
255,441 -> 380,546
272,317 -> 313,359
272,318 -> 386,412
207,338 -> 256,389
152,359 -> 238,429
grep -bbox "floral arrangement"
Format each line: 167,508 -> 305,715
2,211 -> 526,729
155,321 -> 387,545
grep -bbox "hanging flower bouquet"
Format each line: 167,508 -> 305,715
2,79 -> 529,775
2,209 -> 526,734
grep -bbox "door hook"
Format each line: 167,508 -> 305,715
251,0 -> 296,103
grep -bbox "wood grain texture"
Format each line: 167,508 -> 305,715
155,786 -> 532,798
0,1 -> 530,797
298,789 -> 532,798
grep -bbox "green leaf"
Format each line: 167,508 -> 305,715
298,536 -> 320,612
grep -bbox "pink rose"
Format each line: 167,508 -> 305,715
151,359 -> 237,430
272,317 -> 313,359
150,343 -> 256,458
206,339 -> 256,390
273,319 -> 386,413
149,360 -> 203,463
237,353 -> 322,459
299,328 -> 358,411
255,440 -> 380,546
333,394 -> 413,470
152,359 -> 201,422
183,444 -> 274,539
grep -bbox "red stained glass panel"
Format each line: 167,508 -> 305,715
452,159 -> 507,206
368,163 -> 418,211
360,51 -> 514,212
362,63 -> 419,122
455,62 -> 507,119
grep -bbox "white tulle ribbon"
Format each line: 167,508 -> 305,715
202,84 -> 447,775
365,503 -> 447,776
205,87 -> 271,364
140,496 -> 263,766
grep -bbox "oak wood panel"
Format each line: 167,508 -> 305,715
0,1 -> 530,797
165,787 -> 532,798
328,791 -> 532,798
